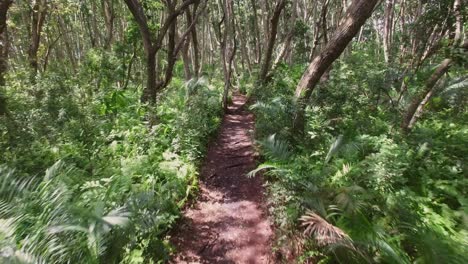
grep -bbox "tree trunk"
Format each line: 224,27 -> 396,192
273,0 -> 298,68
401,0 -> 465,133
101,0 -> 115,49
141,49 -> 157,103
29,0 -> 47,81
57,17 -> 77,73
250,0 -> 262,64
219,0 -> 236,112
124,0 -> 200,103
180,29 -> 193,80
293,0 -> 379,133
0,0 -> 12,116
401,58 -> 451,133
310,0 -> 330,60
383,0 -> 394,63
259,0 -> 286,83
0,0 -> 12,87
188,2 -> 201,77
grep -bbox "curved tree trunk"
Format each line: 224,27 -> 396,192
124,0 -> 200,103
293,0 -> 380,134
258,0 -> 286,83
401,11 -> 466,134
401,0 -> 464,133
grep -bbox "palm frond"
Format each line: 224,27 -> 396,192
258,134 -> 292,161
185,77 -> 208,98
325,135 -> 344,164
300,210 -> 353,247
247,163 -> 282,178
335,185 -> 366,215
440,77 -> 468,96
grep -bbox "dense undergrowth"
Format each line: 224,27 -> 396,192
0,50 -> 223,263
250,45 -> 467,263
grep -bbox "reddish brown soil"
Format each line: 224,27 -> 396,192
170,94 -> 273,263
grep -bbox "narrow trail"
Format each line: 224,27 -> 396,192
171,94 -> 273,263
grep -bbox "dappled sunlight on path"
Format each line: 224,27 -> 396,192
171,94 -> 273,264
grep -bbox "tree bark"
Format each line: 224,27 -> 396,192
0,0 -> 12,116
218,0 -> 237,112
401,0 -> 465,133
187,2 -> 201,77
57,17 -> 77,73
0,0 -> 12,86
124,0 -> 200,103
250,0 -> 262,64
293,0 -> 379,133
29,0 -> 48,81
401,58 -> 452,133
101,0 -> 115,49
180,27 -> 193,80
259,0 -> 286,83
383,0 -> 394,63
311,0 -> 330,62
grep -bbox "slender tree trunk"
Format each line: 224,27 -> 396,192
383,0 -> 394,63
124,0 -> 200,103
90,0 -> 102,46
0,0 -> 11,87
0,0 -> 12,116
29,0 -> 47,81
180,28 -> 193,80
102,0 -> 115,49
57,17 -> 77,73
293,0 -> 380,134
401,0 -> 465,133
401,58 -> 452,132
273,0 -> 298,68
250,0 -> 262,64
188,2 -> 201,77
123,43 -> 137,90
311,0 -> 330,59
219,0 -> 236,112
259,0 -> 286,83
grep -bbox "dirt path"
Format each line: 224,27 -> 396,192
171,94 -> 273,263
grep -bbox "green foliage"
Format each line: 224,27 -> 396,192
251,55 -> 467,263
0,61 -> 223,263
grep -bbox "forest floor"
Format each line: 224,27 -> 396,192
170,94 -> 273,263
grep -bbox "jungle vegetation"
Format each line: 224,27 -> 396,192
0,0 -> 466,263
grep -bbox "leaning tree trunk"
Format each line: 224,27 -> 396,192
401,0 -> 465,133
293,0 -> 380,134
258,0 -> 286,83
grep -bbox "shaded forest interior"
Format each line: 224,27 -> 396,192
0,0 -> 467,263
